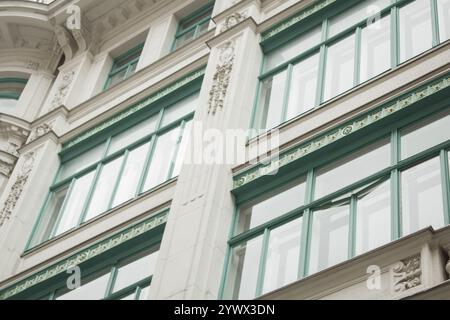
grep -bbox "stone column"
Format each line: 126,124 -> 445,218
148,6 -> 262,299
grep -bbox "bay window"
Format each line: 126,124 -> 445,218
0,78 -> 28,108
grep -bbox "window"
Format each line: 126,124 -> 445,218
0,78 -> 27,108
104,44 -> 143,90
172,2 -> 214,51
254,0 -> 447,131
224,105 -> 450,299
28,92 -> 198,248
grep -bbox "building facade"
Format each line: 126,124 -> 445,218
0,0 -> 449,300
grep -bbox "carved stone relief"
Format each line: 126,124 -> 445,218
391,254 -> 422,293
221,12 -> 247,32
28,122 -> 54,144
51,70 -> 75,110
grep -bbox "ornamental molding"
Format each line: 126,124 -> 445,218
0,159 -> 14,177
261,0 -> 337,42
27,122 -> 54,144
0,211 -> 168,300
62,68 -> 205,152
233,74 -> 450,189
221,12 -> 248,32
50,70 -> 75,110
208,41 -> 235,115
391,254 -> 422,293
0,149 -> 40,228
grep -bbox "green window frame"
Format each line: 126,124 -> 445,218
172,1 -> 214,51
27,86 -> 200,249
252,0 -> 447,132
0,78 -> 28,107
222,97 -> 450,299
104,43 -> 144,90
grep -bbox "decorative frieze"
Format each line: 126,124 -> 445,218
0,211 -> 168,300
233,75 -> 450,189
208,41 -> 235,115
51,70 -> 75,110
0,149 -> 40,228
391,254 -> 422,293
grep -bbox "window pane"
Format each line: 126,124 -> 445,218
256,71 -> 287,129
262,218 -> 302,294
286,53 -> 319,119
323,33 -> 355,101
399,0 -> 432,63
328,0 -> 392,38
56,270 -> 110,300
355,180 -> 391,255
360,14 -> 391,83
400,110 -> 450,160
401,157 -> 445,235
225,236 -> 263,300
315,139 -> 390,199
161,93 -> 198,127
113,250 -> 159,293
438,0 -> 450,42
197,20 -> 210,36
108,69 -> 127,88
174,29 -> 196,49
143,127 -> 180,191
53,171 -> 96,237
84,157 -> 123,221
111,143 -> 150,207
264,27 -> 321,71
108,116 -> 157,155
309,203 -> 350,274
238,177 -> 306,234
58,142 -> 106,182
172,121 -> 192,178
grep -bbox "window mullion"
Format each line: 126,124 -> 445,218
349,195 -> 357,259
315,20 -> 329,106
298,209 -> 312,278
166,121 -> 186,180
77,163 -> 103,225
354,27 -> 362,87
134,286 -> 142,300
255,228 -> 270,297
105,266 -> 118,299
281,64 -> 293,123
390,169 -> 401,240
107,150 -> 129,210
430,0 -> 440,46
440,150 -> 450,226
390,6 -> 399,69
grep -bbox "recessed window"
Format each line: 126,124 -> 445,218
172,2 -> 214,51
0,78 -> 28,108
104,43 -> 143,90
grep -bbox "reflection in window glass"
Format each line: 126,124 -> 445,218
172,121 -> 192,178
355,180 -> 391,255
262,218 -> 302,294
286,54 -> 319,119
226,236 -> 263,300
56,271 -> 110,300
309,204 -> 349,274
84,157 -> 123,221
264,27 -> 321,71
315,139 -> 390,199
360,15 -> 391,83
161,93 -> 198,127
238,178 -> 306,234
401,157 -> 445,235
38,186 -> 69,243
257,71 -> 287,129
399,0 -> 432,63
323,34 -> 355,101
400,110 -> 450,160
438,0 -> 450,42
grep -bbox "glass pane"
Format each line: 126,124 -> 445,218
0,98 -> 18,108
328,0 -> 392,38
108,69 -> 127,88
262,218 -> 302,294
360,14 -> 391,83
323,33 -> 355,101
113,49 -> 142,70
84,157 -> 123,221
238,177 -> 306,234
225,236 -> 263,300
256,71 -> 287,130
315,139 -> 390,199
56,270 -> 110,300
108,116 -> 157,155
399,0 -> 432,63
180,8 -> 212,32
400,110 -> 450,160
111,143 -> 150,207
143,127 -> 180,191
172,121 -> 192,178
58,142 -> 106,182
138,284 -> 150,300
197,20 -> 210,36
53,171 -> 96,237
401,157 -> 445,235
438,0 -> 450,42
161,93 -> 198,127
174,29 -> 196,49
355,180 -> 391,255
309,203 -> 350,274
264,27 -> 321,71
286,53 -> 319,119
113,250 -> 159,293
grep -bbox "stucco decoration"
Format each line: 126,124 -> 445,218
0,149 -> 40,227
391,254 -> 422,293
221,12 -> 247,32
51,70 -> 75,110
208,41 -> 235,115
0,160 -> 13,177
28,122 -> 54,144
54,25 -> 76,61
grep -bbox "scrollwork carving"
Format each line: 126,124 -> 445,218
392,254 -> 422,293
